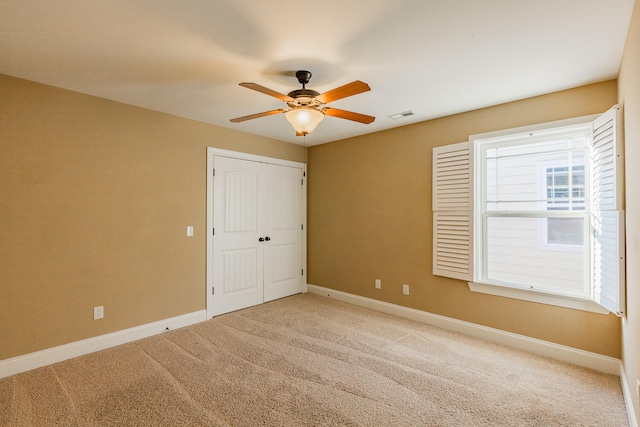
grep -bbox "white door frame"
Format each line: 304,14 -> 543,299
206,148 -> 307,319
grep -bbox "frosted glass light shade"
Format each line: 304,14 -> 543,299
285,108 -> 324,135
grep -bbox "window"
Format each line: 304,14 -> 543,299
480,127 -> 590,297
432,106 -> 625,315
546,165 -> 585,211
544,164 -> 585,247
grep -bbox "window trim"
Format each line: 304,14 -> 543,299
467,281 -> 609,314
473,119 -> 595,300
468,114 -> 600,147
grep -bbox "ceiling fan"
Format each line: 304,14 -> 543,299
230,70 -> 375,136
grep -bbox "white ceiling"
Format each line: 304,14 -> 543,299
1,0 -> 634,146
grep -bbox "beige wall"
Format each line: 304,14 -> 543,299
0,74 -> 306,360
619,0 -> 640,423
308,79 -> 621,358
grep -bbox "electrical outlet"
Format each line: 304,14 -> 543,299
403,284 -> 409,295
186,226 -> 194,237
94,306 -> 104,320
375,279 -> 381,289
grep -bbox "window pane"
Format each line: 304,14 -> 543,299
572,166 -> 585,185
554,171 -> 569,186
485,137 -> 586,211
546,164 -> 585,211
485,217 -> 586,295
553,189 -> 569,198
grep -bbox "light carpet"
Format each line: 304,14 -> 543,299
0,293 -> 629,426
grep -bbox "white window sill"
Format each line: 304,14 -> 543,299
467,281 -> 610,315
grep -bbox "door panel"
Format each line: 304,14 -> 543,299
264,166 -> 302,302
222,249 -> 258,293
224,169 -> 258,233
212,157 -> 263,316
270,244 -> 298,282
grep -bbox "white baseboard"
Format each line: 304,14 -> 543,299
306,284 -> 621,375
0,310 -> 207,379
620,366 -> 639,427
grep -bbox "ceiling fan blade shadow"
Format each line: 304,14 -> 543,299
323,107 -> 375,124
230,109 -> 288,122
239,82 -> 294,102
316,81 -> 371,104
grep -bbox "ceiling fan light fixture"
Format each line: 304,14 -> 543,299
285,107 -> 324,135
231,71 -> 374,135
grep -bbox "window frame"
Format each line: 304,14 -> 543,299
475,122 -> 592,299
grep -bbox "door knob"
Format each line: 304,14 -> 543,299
258,237 -> 265,242
265,236 -> 271,241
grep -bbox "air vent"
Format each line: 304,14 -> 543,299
388,110 -> 415,120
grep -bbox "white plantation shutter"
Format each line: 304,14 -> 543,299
591,105 -> 625,316
433,142 -> 473,281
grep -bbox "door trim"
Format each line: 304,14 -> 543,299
206,148 -> 307,319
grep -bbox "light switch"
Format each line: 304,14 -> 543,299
186,226 -> 194,237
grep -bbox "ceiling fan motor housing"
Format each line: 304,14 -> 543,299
287,88 -> 321,107
288,70 -> 320,107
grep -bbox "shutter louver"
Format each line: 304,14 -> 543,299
433,142 -> 473,281
590,105 -> 625,316
592,109 -> 621,211
592,211 -> 625,315
434,212 -> 473,279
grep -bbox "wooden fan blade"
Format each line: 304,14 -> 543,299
315,81 -> 371,104
323,108 -> 375,124
239,82 -> 294,102
230,109 -> 287,123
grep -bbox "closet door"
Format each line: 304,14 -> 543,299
263,164 -> 303,302
211,156 -> 264,316
211,156 -> 303,316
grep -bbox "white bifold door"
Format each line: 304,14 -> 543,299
211,155 -> 303,316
